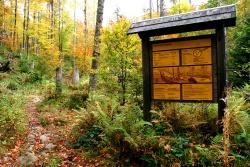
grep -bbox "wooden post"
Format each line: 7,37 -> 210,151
216,24 -> 227,126
140,34 -> 152,121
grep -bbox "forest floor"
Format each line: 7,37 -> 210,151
0,95 -> 94,167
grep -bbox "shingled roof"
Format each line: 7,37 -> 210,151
128,4 -> 236,36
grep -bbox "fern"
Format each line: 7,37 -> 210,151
212,134 -> 223,145
227,94 -> 250,134
90,102 -> 157,153
195,145 -> 222,165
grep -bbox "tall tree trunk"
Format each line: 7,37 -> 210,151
26,0 -> 30,59
89,0 -> 105,91
36,11 -> 40,55
22,0 -> 27,50
72,0 -> 79,86
149,0 -> 152,18
10,0 -> 13,38
56,67 -> 63,94
58,0 -> 63,52
0,0 -> 5,46
56,0 -> 63,94
83,0 -> 88,71
13,0 -> 17,48
73,63 -> 80,86
50,0 -> 54,40
160,0 -> 165,17
30,12 -> 37,70
32,12 -> 37,55
157,0 -> 159,14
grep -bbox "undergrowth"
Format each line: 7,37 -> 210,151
72,85 -> 250,166
0,73 -> 29,155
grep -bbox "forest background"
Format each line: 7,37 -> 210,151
0,0 -> 249,166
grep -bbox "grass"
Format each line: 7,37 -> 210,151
0,73 -> 29,155
0,69 -> 47,156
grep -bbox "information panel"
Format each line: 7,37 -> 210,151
153,84 -> 180,100
153,50 -> 180,67
152,37 -> 215,101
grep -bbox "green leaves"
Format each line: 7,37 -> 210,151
228,10 -> 250,87
100,17 -> 142,104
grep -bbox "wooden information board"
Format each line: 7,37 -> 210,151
152,37 -> 215,101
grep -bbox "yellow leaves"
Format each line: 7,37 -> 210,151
169,1 -> 195,15
39,44 -> 61,68
1,36 -> 15,51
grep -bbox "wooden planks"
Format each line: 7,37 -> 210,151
153,84 -> 180,100
152,37 -> 214,101
153,38 -> 211,51
153,50 -> 179,67
183,84 -> 213,100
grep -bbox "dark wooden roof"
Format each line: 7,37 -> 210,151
128,5 -> 236,36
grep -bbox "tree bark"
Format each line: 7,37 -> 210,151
13,0 -> 17,48
89,0 -> 105,91
50,0 -> 54,40
26,0 -> 30,59
149,0 -> 152,18
56,67 -> 63,94
83,0 -> 87,71
160,0 -> 165,17
73,63 -> 80,86
22,0 -> 27,50
0,0 -> 5,46
157,0 -> 159,14
72,0 -> 80,86
56,0 -> 63,94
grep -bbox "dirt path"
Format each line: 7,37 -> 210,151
1,95 -> 91,166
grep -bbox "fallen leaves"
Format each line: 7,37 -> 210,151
2,95 -> 91,166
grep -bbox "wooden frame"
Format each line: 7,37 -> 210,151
128,5 -> 236,122
150,35 -> 218,103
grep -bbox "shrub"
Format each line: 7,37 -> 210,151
64,91 -> 88,110
72,89 -> 250,166
74,125 -> 102,149
79,95 -> 158,164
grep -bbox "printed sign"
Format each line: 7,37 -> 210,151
152,37 -> 215,101
153,84 -> 180,100
153,50 -> 179,67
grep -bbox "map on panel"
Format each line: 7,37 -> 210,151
153,66 -> 212,84
152,37 -> 214,101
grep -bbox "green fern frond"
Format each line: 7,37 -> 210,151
227,94 -> 250,134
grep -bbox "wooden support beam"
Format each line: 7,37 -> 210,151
140,34 -> 152,121
216,24 -> 227,124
